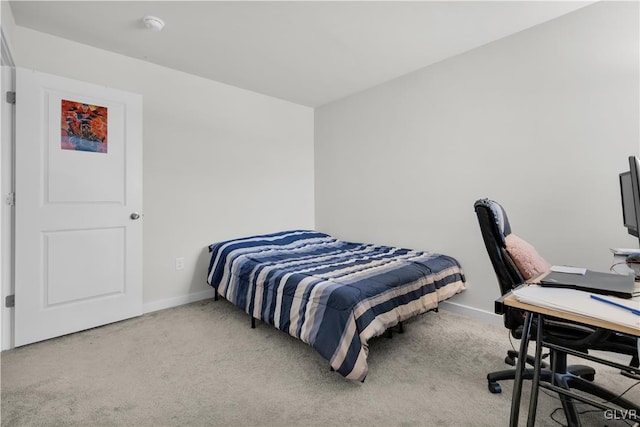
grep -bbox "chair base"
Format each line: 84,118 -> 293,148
553,371 -> 640,427
488,352 -> 640,426
487,364 -> 595,394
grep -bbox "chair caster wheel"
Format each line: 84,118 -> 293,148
505,356 -> 516,366
582,373 -> 595,382
488,382 -> 502,394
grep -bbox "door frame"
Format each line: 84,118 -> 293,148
1,27 -> 16,350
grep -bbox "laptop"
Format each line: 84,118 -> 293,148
539,270 -> 639,299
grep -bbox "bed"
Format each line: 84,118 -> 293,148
207,230 -> 466,381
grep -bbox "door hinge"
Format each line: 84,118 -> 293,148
5,192 -> 14,206
5,294 -> 14,308
5,91 -> 15,104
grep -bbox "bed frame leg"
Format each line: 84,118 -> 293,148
251,317 -> 256,329
214,292 -> 219,301
385,322 -> 404,339
330,366 -> 335,372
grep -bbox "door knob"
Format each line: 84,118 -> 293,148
130,212 -> 141,220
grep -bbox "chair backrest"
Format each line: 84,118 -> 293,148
474,199 -> 525,296
474,200 -> 640,361
474,199 -> 531,331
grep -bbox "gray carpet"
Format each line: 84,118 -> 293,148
1,298 -> 638,426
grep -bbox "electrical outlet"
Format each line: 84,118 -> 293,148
175,257 -> 185,271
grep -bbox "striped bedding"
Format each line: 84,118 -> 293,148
207,230 -> 466,381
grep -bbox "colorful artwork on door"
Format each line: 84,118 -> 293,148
61,99 -> 108,153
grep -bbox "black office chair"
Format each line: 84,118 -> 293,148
474,198 -> 639,425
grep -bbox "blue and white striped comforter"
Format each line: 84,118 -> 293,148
207,230 -> 466,381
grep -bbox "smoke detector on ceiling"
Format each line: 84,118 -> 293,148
142,16 -> 165,32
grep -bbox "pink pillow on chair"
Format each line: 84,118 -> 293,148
505,233 -> 551,280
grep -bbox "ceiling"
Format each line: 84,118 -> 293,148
9,1 -> 593,107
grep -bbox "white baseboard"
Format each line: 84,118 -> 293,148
143,288 -> 216,314
439,300 -> 504,328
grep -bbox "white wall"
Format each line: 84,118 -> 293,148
8,26 -> 315,315
315,1 -> 640,314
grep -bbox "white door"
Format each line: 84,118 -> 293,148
14,68 -> 143,347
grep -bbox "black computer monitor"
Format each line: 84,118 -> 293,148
619,155 -> 640,239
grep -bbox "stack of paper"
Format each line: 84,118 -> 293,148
611,248 -> 640,256
512,285 -> 640,331
550,265 -> 587,275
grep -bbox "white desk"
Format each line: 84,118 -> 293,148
498,287 -> 640,427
